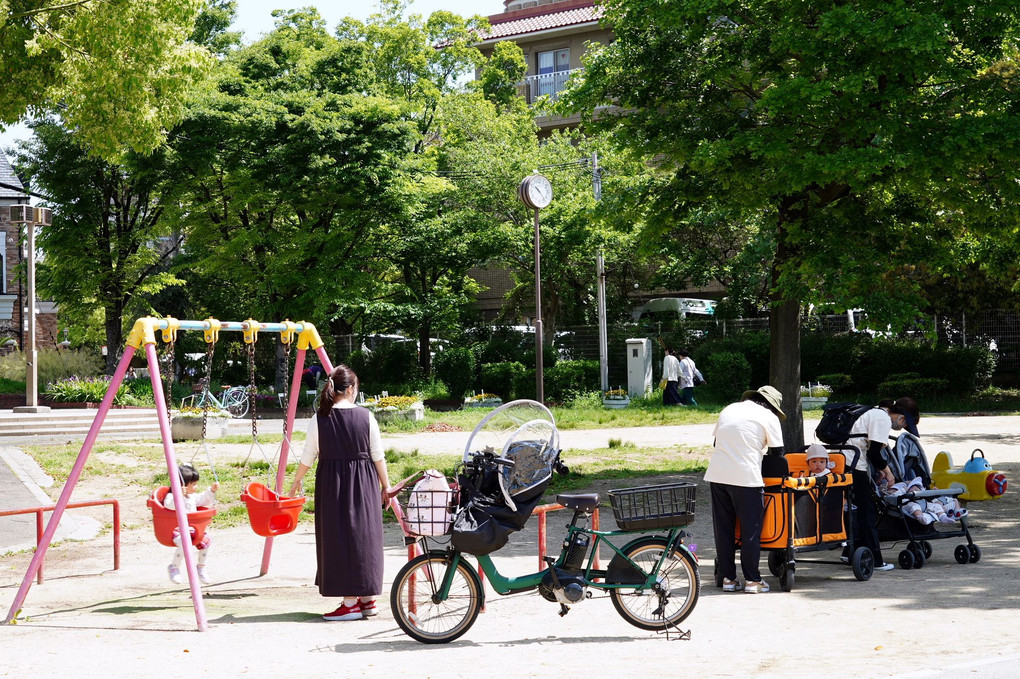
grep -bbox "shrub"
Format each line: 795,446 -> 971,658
513,368 -> 536,401
699,351 -> 751,403
479,361 -> 527,401
0,348 -> 104,387
434,347 -> 476,401
878,377 -> 950,399
44,376 -> 132,404
0,376 -> 25,393
544,359 -> 599,401
817,373 -> 853,392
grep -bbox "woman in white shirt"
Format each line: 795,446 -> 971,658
288,365 -> 391,622
705,386 -> 786,594
662,346 -> 683,405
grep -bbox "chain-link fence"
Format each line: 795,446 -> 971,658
322,309 -> 1020,386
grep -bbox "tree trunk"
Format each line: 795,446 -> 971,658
769,297 -> 803,451
104,302 -> 125,375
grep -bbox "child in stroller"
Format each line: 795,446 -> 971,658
872,432 -> 982,569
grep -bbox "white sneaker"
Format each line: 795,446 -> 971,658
196,565 -> 211,585
167,565 -> 183,584
874,562 -> 895,572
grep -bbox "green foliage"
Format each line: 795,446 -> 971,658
544,359 -> 599,402
878,377 -> 950,400
433,347 -> 476,401
479,361 -> 527,402
0,0 -> 211,158
817,374 -> 853,393
698,352 -> 752,403
0,348 -> 104,388
44,376 -> 131,404
0,376 -> 25,393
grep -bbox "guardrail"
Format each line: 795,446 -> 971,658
0,499 -> 120,584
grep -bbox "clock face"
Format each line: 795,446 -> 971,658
523,175 -> 553,209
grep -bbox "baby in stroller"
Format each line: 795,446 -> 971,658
872,431 -> 979,569
883,476 -> 967,525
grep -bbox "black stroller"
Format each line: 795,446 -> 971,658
873,432 -> 981,569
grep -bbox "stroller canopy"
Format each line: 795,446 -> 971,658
464,399 -> 560,509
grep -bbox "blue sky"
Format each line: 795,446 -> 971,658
1,0 -> 497,153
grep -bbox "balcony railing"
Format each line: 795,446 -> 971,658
516,68 -> 583,105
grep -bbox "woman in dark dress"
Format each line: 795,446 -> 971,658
288,365 -> 391,621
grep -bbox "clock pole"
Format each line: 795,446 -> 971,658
532,204 -> 543,403
518,174 -> 552,404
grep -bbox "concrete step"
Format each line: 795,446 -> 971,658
0,408 -> 161,439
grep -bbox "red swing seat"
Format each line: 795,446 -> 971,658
147,486 -> 218,548
240,482 -> 306,537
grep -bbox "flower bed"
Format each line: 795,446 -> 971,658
603,388 -> 630,409
800,383 -> 831,410
362,395 -> 425,422
170,407 -> 231,441
464,393 -> 503,408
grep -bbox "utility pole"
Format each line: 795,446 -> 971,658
593,152 -> 608,393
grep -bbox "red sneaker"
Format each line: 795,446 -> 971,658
323,602 -> 363,621
358,599 -> 378,617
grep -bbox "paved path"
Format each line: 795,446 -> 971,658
1,412 -> 1018,679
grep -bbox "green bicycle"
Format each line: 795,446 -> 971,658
388,400 -> 700,644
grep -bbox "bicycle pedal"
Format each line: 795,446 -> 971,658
558,604 -> 570,617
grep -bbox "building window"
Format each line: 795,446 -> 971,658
536,49 -> 570,98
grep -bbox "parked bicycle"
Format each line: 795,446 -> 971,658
387,400 -> 701,644
181,384 -> 249,419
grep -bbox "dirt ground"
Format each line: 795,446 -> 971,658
2,419 -> 1020,678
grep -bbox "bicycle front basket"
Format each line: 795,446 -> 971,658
608,482 -> 697,531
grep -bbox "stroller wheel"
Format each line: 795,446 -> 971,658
910,546 -> 926,569
851,547 -> 874,581
779,566 -> 795,592
920,540 -> 933,559
954,544 -> 970,564
968,544 -> 981,563
898,549 -> 915,570
767,551 -> 784,578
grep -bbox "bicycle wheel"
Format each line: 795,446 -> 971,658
390,553 -> 484,644
608,537 -> 700,631
222,387 -> 249,418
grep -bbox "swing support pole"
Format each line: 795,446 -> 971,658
4,339 -> 137,625
6,316 -> 330,632
259,322 -> 328,575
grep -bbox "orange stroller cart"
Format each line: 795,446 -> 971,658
716,448 -> 869,591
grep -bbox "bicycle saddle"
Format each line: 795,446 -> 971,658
556,493 -> 600,513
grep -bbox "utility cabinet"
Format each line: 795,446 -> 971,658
626,338 -> 653,398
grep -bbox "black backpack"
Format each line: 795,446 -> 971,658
814,402 -> 874,444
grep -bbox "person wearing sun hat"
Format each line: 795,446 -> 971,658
705,385 -> 786,594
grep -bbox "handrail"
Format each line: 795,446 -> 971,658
0,499 -> 120,584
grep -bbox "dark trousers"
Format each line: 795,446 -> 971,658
850,469 -> 884,564
680,386 -> 697,406
710,482 -> 764,582
663,381 -> 682,405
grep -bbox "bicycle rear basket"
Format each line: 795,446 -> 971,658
608,482 -> 697,531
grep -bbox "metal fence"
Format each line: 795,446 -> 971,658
323,309 -> 1020,385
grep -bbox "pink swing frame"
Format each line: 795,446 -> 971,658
3,316 -> 333,632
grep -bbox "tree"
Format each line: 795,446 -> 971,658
13,119 -> 183,372
566,1 -> 1020,446
1,0 -> 210,158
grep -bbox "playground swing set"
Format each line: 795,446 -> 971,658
4,316 -> 335,632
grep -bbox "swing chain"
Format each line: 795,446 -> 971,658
161,338 -> 176,425
201,340 -> 216,442
281,339 -> 292,437
248,339 -> 258,440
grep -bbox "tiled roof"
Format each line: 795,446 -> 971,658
481,4 -> 603,41
0,151 -> 28,200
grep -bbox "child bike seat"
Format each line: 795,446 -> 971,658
556,493 -> 600,513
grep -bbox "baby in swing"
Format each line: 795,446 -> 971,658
163,463 -> 219,585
